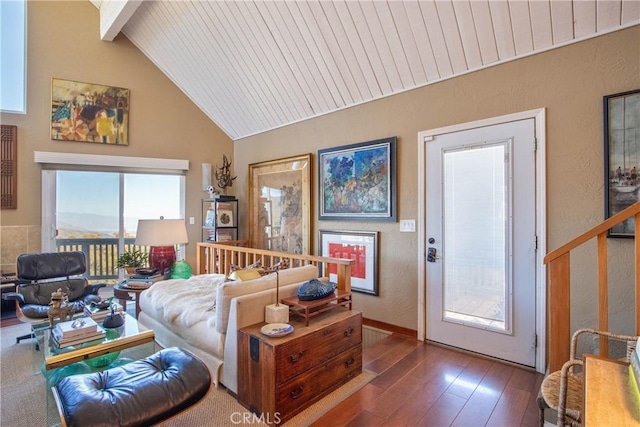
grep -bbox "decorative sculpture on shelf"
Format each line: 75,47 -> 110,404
48,288 -> 74,327
206,185 -> 217,199
215,155 -> 237,195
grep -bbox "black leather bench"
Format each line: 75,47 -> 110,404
52,347 -> 211,427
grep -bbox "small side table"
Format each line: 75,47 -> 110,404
113,283 -> 147,319
237,309 -> 362,425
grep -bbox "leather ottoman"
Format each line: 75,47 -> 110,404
52,347 -> 211,427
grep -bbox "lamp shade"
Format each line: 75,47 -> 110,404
135,218 -> 188,275
135,219 -> 188,247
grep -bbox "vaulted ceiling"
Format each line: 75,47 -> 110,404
92,0 -> 639,141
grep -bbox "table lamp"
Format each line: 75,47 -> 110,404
135,217 -> 188,276
265,270 -> 289,324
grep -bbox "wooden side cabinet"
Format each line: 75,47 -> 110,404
237,308 -> 362,425
584,355 -> 640,426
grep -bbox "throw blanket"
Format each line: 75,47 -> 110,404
144,274 -> 225,330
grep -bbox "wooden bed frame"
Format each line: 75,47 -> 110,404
196,241 -> 354,292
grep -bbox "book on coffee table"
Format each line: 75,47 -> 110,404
53,326 -> 106,348
52,317 -> 98,340
84,302 -> 123,321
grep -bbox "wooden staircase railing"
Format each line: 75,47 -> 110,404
544,201 -> 640,372
196,241 -> 354,293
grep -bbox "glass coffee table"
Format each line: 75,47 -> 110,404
32,313 -> 157,426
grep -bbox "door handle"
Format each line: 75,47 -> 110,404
427,247 -> 439,263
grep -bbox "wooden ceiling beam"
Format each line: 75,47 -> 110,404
99,0 -> 143,42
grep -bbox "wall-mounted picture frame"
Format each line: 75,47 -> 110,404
249,154 -> 312,254
51,78 -> 130,145
319,229 -> 379,295
216,202 -> 234,227
604,88 -> 640,237
318,137 -> 396,221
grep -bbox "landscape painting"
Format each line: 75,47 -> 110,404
51,78 -> 130,145
604,89 -> 640,237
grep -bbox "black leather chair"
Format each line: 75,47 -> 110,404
3,251 -> 106,343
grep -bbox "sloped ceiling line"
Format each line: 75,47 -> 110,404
94,0 -> 639,141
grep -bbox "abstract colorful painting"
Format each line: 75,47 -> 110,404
51,78 -> 129,145
319,137 -> 396,221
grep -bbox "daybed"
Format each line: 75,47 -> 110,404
138,242 -> 354,395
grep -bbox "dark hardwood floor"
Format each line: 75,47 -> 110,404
313,333 -> 543,427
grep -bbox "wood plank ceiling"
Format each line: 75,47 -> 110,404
93,0 -> 640,141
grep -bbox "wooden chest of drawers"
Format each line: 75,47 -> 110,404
237,308 -> 362,424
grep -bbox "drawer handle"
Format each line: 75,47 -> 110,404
345,357 -> 355,367
289,351 -> 305,363
290,386 -> 304,399
344,327 -> 355,337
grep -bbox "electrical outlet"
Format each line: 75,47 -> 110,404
189,217 -> 195,225
400,219 -> 415,232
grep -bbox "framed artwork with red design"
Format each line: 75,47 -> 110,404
319,229 -> 379,295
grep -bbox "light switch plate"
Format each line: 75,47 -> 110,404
189,217 -> 195,225
400,219 -> 415,232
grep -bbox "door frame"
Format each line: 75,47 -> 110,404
417,108 -> 546,373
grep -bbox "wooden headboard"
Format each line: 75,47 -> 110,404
196,241 -> 354,293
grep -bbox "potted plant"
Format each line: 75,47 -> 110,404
116,250 -> 148,275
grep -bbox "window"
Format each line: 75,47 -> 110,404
44,170 -> 185,282
45,170 -> 185,282
1,0 -> 26,113
38,152 -> 189,281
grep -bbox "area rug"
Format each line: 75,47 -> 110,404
0,323 -> 375,426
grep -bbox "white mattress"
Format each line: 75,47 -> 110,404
139,274 -> 226,359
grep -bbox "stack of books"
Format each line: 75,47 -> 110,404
126,273 -> 163,289
52,317 -> 105,348
83,302 -> 124,321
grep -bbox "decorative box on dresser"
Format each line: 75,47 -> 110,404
237,308 -> 363,425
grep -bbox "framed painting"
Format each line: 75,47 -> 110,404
318,137 -> 397,221
51,78 -> 130,145
319,230 -> 379,295
604,88 -> 640,237
249,154 -> 312,254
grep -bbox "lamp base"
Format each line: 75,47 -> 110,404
265,304 -> 289,324
149,246 -> 176,276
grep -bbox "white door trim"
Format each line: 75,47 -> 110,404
417,108 -> 546,373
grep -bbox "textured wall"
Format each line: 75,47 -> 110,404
0,1 -> 232,270
234,27 -> 640,332
0,226 -> 40,275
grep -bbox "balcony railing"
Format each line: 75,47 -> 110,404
56,238 -> 149,281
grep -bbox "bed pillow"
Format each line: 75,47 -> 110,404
264,259 -> 289,273
227,268 -> 262,281
215,274 -> 276,334
228,261 -> 264,279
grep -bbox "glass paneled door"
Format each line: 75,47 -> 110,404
425,119 -> 537,367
